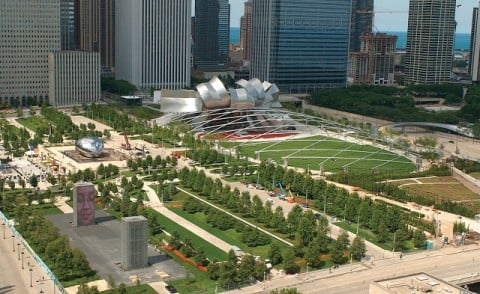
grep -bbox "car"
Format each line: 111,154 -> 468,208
300,203 -> 309,209
165,285 -> 178,293
255,184 -> 264,190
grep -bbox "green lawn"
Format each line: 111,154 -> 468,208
101,284 -> 157,293
222,135 -> 415,173
17,116 -> 50,132
33,203 -> 63,215
335,221 -> 419,253
168,206 -> 286,259
147,208 -> 228,261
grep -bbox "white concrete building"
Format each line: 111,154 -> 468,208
0,0 -> 61,106
48,51 -> 101,107
115,0 -> 192,90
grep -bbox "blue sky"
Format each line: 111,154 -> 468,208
228,0 -> 476,33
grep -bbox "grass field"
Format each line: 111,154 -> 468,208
101,284 -> 157,294
167,206 -> 285,259
470,172 -> 480,180
17,116 -> 50,132
147,208 -> 228,261
222,135 -> 415,173
399,177 -> 480,202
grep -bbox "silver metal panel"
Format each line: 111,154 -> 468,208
196,83 -> 211,100
160,97 -> 203,113
200,76 -> 231,108
250,78 -> 265,100
235,79 -> 249,89
230,88 -> 255,108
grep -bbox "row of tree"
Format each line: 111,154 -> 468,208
14,206 -> 95,281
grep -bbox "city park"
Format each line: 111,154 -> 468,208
0,93 -> 479,293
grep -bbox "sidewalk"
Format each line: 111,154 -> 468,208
0,221 -> 59,293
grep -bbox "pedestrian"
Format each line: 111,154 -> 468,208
399,253 -> 403,260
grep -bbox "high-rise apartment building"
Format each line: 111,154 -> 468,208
250,0 -> 351,93
405,0 -> 456,84
350,0 -> 374,52
348,33 -> 397,85
75,0 -> 115,75
61,0 -> 76,50
469,3 -> 480,82
194,0 -> 230,72
240,1 -> 253,60
116,0 -> 191,89
0,0 -> 61,106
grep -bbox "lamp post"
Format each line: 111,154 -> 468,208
263,271 -> 266,289
11,235 -> 15,252
17,243 -> 20,260
2,222 -> 5,239
29,268 -> 33,287
21,251 -> 24,269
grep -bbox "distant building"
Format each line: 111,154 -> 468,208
350,0 -> 374,52
469,3 -> 480,82
250,0 -> 351,93
0,0 -> 60,106
74,0 -> 115,76
116,0 -> 191,90
348,33 -> 397,85
194,0 -> 230,72
405,0 -> 456,84
240,1 -> 253,61
48,51 -> 101,107
61,0 -> 76,50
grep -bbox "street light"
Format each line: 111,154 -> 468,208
21,251 -> 24,269
29,268 -> 33,287
17,242 -> 20,260
2,222 -> 5,239
11,235 -> 15,252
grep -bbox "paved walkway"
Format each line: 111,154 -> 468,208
140,180 -> 233,253
0,221 -> 59,293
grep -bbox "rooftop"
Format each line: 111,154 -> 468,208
370,272 -> 466,294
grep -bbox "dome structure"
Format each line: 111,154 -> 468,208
75,136 -> 104,158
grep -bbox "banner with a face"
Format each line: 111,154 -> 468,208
73,183 -> 95,226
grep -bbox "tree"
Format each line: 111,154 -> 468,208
29,175 -> 38,189
7,180 -> 15,190
305,238 -> 323,268
331,231 -> 350,264
349,236 -> 366,261
413,229 -> 427,248
268,242 -> 283,265
77,284 -> 100,294
117,283 -> 127,294
238,254 -> 256,280
282,248 -> 299,274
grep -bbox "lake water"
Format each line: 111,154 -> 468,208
229,27 -> 471,51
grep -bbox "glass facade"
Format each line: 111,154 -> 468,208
194,0 -> 230,71
251,0 -> 351,93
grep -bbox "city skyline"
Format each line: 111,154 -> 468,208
228,0 -> 476,33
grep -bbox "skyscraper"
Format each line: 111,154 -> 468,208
240,1 -> 253,60
350,0 -> 374,52
405,0 -> 456,84
250,0 -> 351,93
194,0 -> 230,72
116,0 -> 191,89
75,0 -> 115,75
469,3 -> 480,81
61,0 -> 76,50
0,0 -> 60,106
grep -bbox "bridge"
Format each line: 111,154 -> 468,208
388,122 -> 474,138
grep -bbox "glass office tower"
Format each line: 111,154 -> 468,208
194,0 -> 230,71
250,0 -> 351,93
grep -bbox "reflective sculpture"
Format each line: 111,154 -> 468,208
75,136 -> 104,158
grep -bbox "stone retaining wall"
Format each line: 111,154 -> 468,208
452,167 -> 480,195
